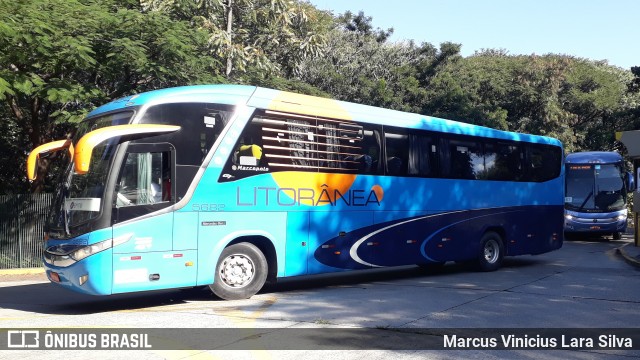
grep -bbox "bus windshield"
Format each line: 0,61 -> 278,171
565,163 -> 626,212
47,111 -> 133,237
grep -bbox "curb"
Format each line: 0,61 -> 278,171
0,267 -> 45,276
615,244 -> 640,269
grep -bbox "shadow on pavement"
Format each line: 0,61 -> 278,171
0,257 -> 545,316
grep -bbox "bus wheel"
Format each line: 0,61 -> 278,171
613,232 -> 622,240
210,243 -> 268,300
477,232 -> 504,272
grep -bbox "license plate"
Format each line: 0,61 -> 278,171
590,226 -> 601,230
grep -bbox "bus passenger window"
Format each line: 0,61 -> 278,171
527,144 -> 562,182
314,120 -> 378,174
448,139 -> 482,180
408,133 -> 437,177
384,130 -> 409,176
361,127 -> 381,174
222,111 -> 383,179
483,143 -> 522,181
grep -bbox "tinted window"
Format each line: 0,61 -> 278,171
263,116 -> 316,170
385,130 -> 409,176
360,127 -> 382,174
407,131 -> 439,177
222,111 -> 382,180
138,103 -> 233,199
219,109 -> 563,184
446,138 -> 483,180
139,103 -> 233,165
484,142 -> 524,181
527,144 -> 562,182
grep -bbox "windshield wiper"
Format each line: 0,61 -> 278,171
577,191 -> 593,212
62,184 -> 71,236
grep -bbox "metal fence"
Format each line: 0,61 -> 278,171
0,193 -> 52,269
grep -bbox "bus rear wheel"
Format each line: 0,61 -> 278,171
477,231 -> 504,272
210,242 -> 268,300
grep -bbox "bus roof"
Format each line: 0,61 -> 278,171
87,84 -> 257,116
565,151 -> 623,164
88,84 -> 562,147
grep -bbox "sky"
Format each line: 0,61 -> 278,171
308,0 -> 639,69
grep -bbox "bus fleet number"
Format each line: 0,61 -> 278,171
192,204 -> 226,212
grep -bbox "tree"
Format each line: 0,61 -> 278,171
559,60 -> 629,151
143,0 -> 330,79
337,10 -> 393,43
422,52 -> 634,152
296,11 -> 435,113
629,66 -> 640,93
422,50 -> 511,130
0,0 -> 221,193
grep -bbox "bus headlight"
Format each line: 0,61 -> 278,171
617,209 -> 628,221
45,233 -> 132,267
70,239 -> 113,262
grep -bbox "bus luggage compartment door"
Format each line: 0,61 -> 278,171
111,213 -> 196,293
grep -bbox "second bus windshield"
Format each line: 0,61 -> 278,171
565,164 -> 626,212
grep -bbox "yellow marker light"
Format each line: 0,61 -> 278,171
26,139 -> 74,181
74,124 -> 180,174
185,261 -> 194,267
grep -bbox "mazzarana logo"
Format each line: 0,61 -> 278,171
7,330 -> 39,348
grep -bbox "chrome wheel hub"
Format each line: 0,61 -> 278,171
484,239 -> 499,264
219,254 -> 255,288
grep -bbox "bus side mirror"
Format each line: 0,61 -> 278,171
26,139 -> 74,181
627,171 -> 636,192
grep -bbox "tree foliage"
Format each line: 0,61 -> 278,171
421,52 -> 636,153
0,0 -> 221,193
142,0 -> 330,79
296,13 -> 438,113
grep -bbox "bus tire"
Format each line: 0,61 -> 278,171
210,242 -> 268,300
613,232 -> 622,240
476,231 -> 504,272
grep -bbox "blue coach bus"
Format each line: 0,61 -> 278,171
27,85 -> 564,300
564,151 -> 634,240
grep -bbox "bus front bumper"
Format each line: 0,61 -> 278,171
564,215 -> 627,235
43,248 -> 113,295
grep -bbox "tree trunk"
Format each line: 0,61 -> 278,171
225,0 -> 233,77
